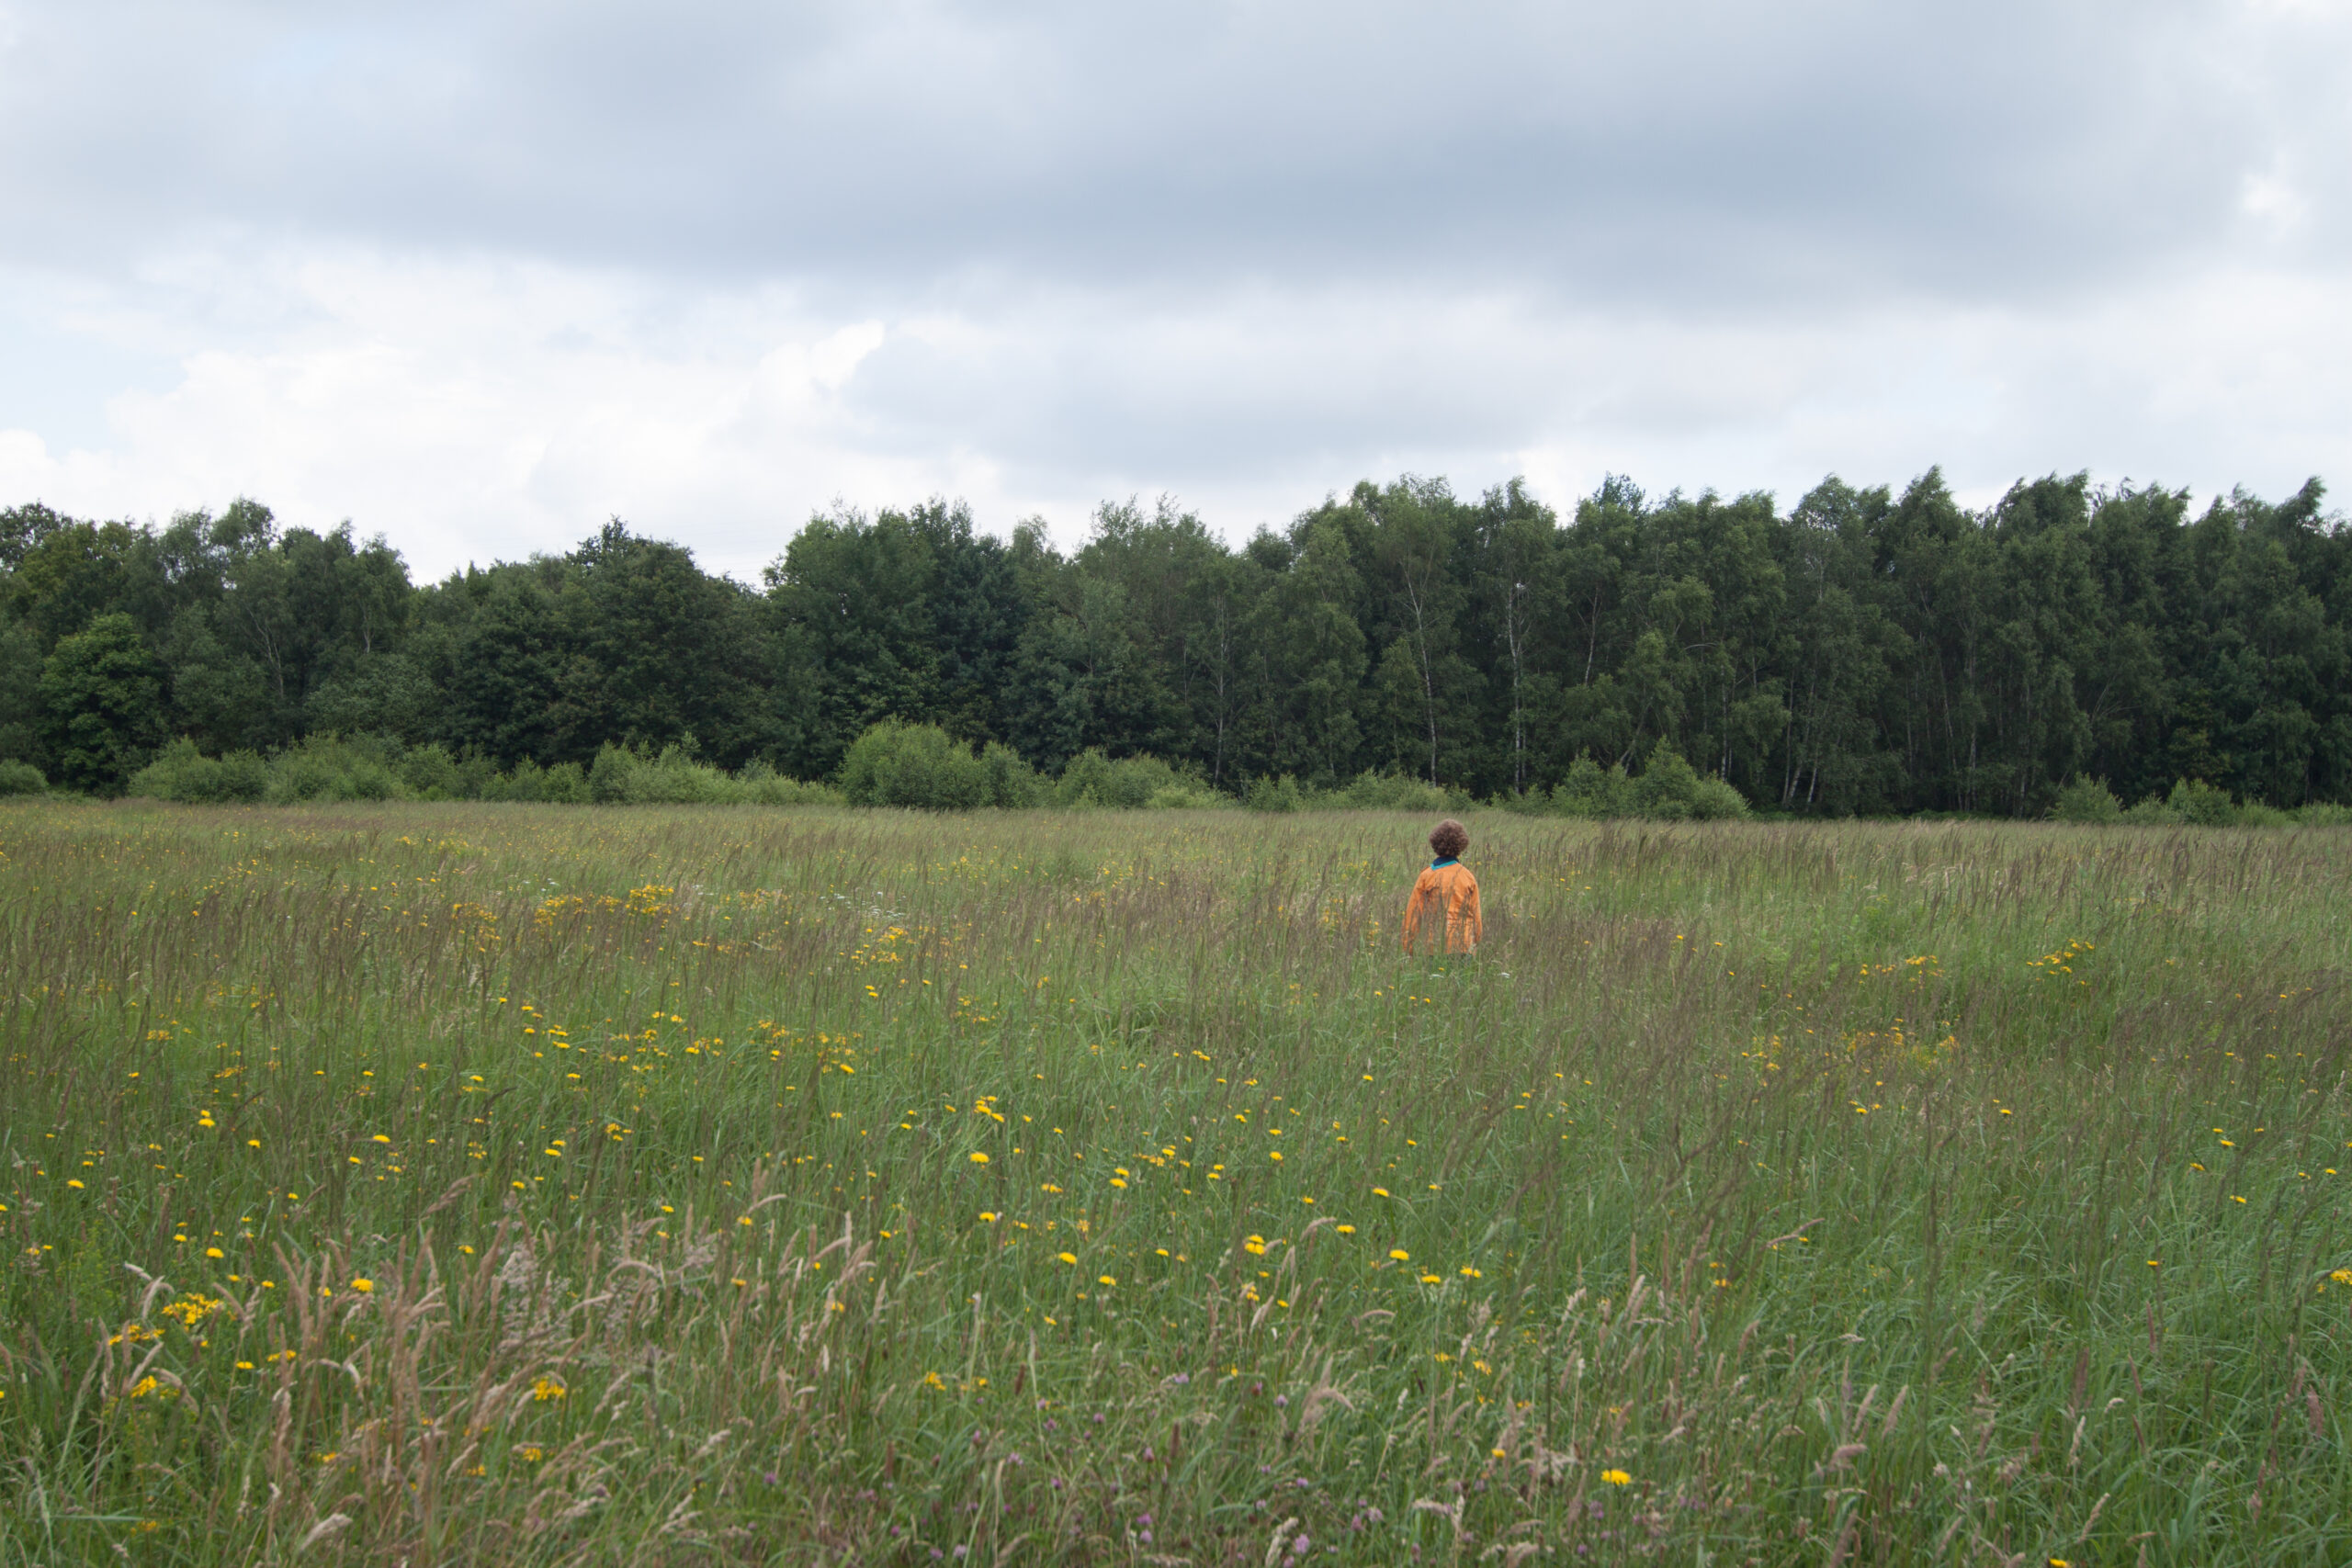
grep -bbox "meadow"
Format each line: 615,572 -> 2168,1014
0,804 -> 2347,1566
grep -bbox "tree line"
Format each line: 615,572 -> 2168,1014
2,466 -> 2346,814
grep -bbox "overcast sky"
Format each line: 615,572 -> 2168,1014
2,0 -> 2347,579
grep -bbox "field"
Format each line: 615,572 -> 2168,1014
1,804 -> 2348,1566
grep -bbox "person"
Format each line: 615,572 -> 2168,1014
1401,818 -> 1482,954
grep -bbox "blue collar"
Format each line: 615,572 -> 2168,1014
1431,858 -> 1458,868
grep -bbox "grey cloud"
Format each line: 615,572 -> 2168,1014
4,0 -> 2348,579
4,1 -> 2345,309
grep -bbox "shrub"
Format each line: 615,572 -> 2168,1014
0,758 -> 45,797
1056,750 -> 1191,810
586,744 -> 778,805
629,747 -> 735,805
587,743 -> 641,804
1538,749 -> 1747,821
1147,784 -> 1228,809
1553,755 -> 1633,818
1052,750 -> 1116,808
738,761 -> 844,807
980,743 -> 1043,808
2165,778 -> 2238,827
1689,774 -> 1752,821
2052,776 -> 2123,824
215,751 -> 272,801
1326,771 -> 1455,812
400,742 -> 470,800
540,761 -> 592,805
1630,745 -> 1700,820
128,738 -> 212,802
838,722 -> 991,810
483,758 -> 545,802
488,755 -> 594,804
2296,801 -> 2352,827
128,737 -> 268,803
267,736 -> 407,803
1245,774 -> 1304,813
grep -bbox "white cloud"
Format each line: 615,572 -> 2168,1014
1,3 -> 2349,566
5,239 -> 2346,581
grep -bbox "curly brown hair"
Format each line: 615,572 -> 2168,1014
1429,818 -> 1469,861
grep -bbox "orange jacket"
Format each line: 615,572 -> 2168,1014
1401,860 -> 1482,953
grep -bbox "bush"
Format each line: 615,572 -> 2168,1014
0,758 -> 46,796
627,747 -> 730,805
2165,778 -> 2238,827
1246,774 -> 1305,813
2296,802 -> 2352,827
586,743 -> 796,805
400,742 -> 470,800
217,751 -> 272,801
482,758 -> 543,802
1147,784 -> 1229,809
587,744 -> 641,804
1326,771 -> 1456,812
268,735 -> 407,803
1532,749 -> 1749,821
128,737 -> 268,803
1689,774 -> 1752,821
737,761 -> 844,807
126,734 -> 833,809
2052,776 -> 2122,824
541,761 -> 592,804
1630,745 -> 1701,820
838,722 -> 991,810
1553,755 -> 1634,818
980,744 -> 1044,808
484,756 -> 593,804
1057,750 -> 1192,809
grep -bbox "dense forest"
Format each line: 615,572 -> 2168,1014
2,467 -> 2346,814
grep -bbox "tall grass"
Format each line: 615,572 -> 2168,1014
0,804 -> 2346,1564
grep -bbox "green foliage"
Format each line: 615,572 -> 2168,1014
1553,753 -> 1634,818
38,612 -> 166,791
1323,770 -> 1458,812
831,724 -> 1038,811
837,720 -> 993,809
127,738 -> 269,803
582,743 -> 841,806
1539,747 -> 1749,820
1630,743 -> 1701,818
1238,770 -> 1455,813
267,735 -> 408,803
2052,775 -> 2124,823
6,469 -> 2352,813
1244,773 -> 1304,812
2166,777 -> 2240,826
0,758 -> 45,795
979,741 -> 1045,808
0,617 -> 41,764
1688,773 -> 1752,820
396,741 -> 468,800
484,758 -> 592,804
1052,749 -> 1196,808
